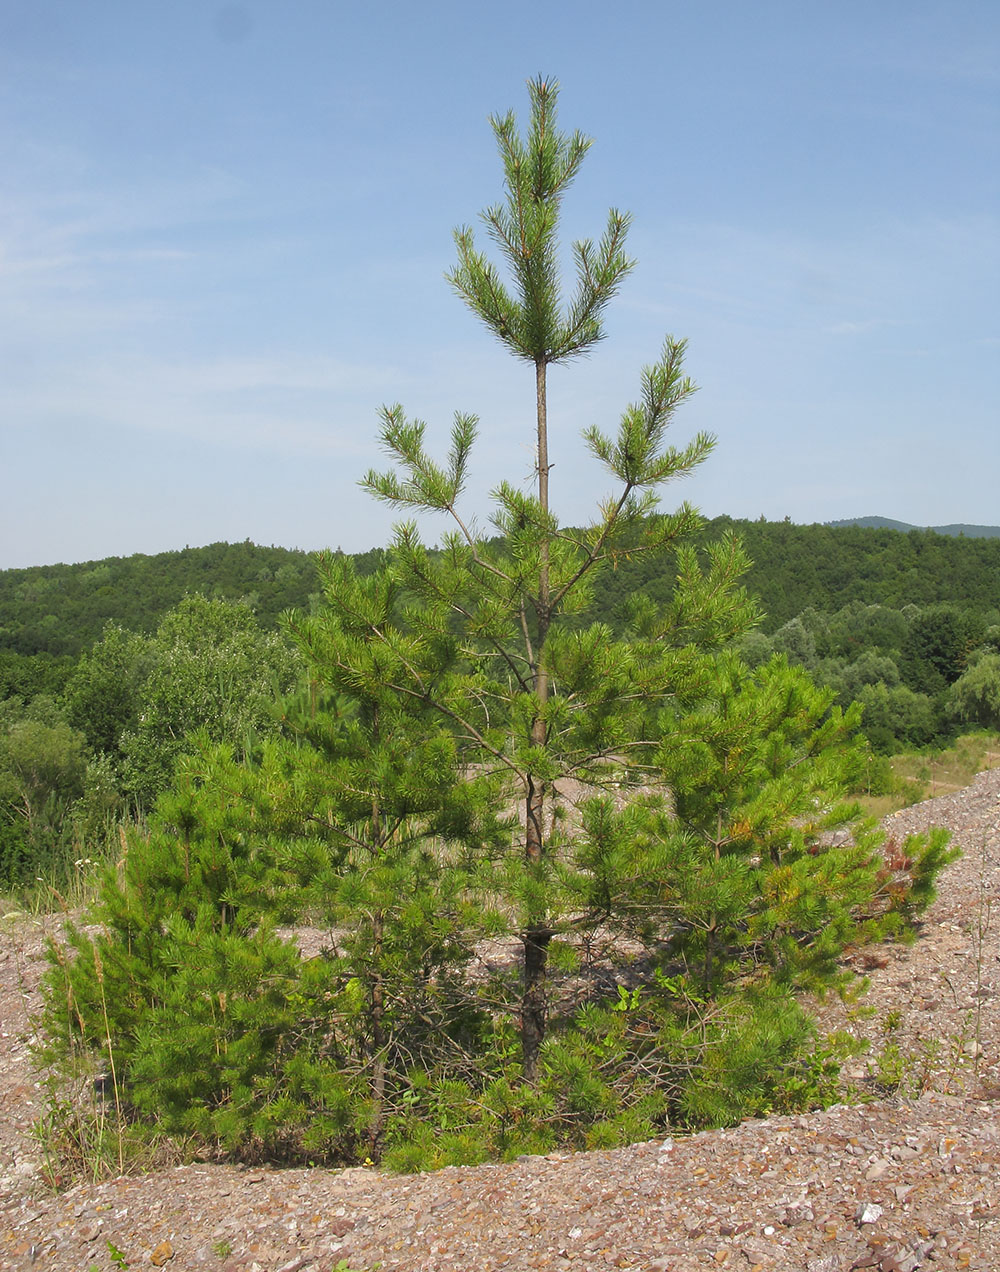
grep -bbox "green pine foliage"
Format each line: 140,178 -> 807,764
39,79 -> 957,1177
364,76 -> 744,1084
43,559 -> 503,1162
44,740 -> 379,1161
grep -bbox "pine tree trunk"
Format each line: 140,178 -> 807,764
536,359 -> 550,601
368,768 -> 387,1155
369,910 -> 387,1157
521,358 -> 552,1085
521,922 -> 551,1084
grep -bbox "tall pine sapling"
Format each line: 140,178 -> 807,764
364,77 -> 756,1082
38,79 -> 960,1173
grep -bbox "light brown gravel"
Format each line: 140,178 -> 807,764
1,770 -> 998,1271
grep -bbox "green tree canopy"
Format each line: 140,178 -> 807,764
119,594 -> 301,810
948,649 -> 1000,730
0,697 -> 89,884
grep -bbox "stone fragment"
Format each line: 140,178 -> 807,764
891,1246 -> 926,1272
865,1159 -> 890,1180
150,1239 -> 174,1265
739,1237 -> 774,1264
855,1201 -> 884,1225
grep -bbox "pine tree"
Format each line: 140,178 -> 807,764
364,77 -> 754,1081
40,80 -> 957,1173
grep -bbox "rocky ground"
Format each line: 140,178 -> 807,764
1,772 -> 998,1272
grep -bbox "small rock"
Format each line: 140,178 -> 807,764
856,1201 -> 884,1226
150,1239 -> 174,1265
739,1238 -> 773,1263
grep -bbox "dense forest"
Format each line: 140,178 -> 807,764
4,517 -> 1000,659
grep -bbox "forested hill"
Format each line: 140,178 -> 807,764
668,518 -> 1000,630
579,517 -> 1000,632
3,518 -> 1000,658
827,516 -> 1000,538
0,541 -> 383,657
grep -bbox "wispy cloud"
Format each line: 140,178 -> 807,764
823,318 -> 908,336
1,348 -> 407,457
630,215 -> 999,342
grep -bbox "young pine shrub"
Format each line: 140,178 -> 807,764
38,78 -> 959,1177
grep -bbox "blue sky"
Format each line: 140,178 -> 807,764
2,0 -> 997,569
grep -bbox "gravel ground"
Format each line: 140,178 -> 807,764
1,770 -> 998,1271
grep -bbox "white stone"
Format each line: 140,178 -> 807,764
855,1201 -> 884,1225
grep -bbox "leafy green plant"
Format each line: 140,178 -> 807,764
106,1239 -> 128,1269
118,594 -> 300,810
0,697 -> 89,888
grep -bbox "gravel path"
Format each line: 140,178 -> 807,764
1,771 -> 998,1271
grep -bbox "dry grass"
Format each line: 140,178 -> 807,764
858,730 -> 1000,818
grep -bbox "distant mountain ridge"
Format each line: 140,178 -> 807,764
826,516 -> 1000,538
